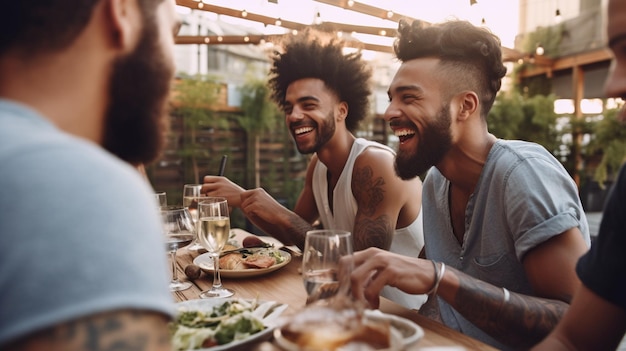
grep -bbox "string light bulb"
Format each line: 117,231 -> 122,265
241,9 -> 248,17
386,10 -> 394,18
347,0 -> 354,6
275,18 -> 282,26
536,44 -> 544,56
555,8 -> 562,23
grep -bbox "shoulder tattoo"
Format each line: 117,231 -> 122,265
353,165 -> 386,217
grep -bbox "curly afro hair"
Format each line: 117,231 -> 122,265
394,19 -> 507,116
268,29 -> 372,132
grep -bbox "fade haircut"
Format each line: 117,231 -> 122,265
0,0 -> 163,57
394,20 -> 507,117
268,29 -> 372,132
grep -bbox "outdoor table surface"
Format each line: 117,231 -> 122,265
171,228 -> 497,350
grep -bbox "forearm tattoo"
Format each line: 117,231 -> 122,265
4,310 -> 171,351
452,268 -> 568,348
287,215 -> 315,250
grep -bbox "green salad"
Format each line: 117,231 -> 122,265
171,299 -> 266,350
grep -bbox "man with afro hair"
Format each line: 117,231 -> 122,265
203,29 -> 425,309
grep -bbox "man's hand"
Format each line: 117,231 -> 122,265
345,247 -> 436,308
202,176 -> 246,208
240,189 -> 313,248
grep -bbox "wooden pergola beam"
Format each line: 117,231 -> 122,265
313,0 -> 419,23
176,0 -> 397,37
175,34 -> 393,53
517,48 -> 613,78
175,0 -> 522,60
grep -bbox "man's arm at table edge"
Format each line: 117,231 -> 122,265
4,309 -> 172,351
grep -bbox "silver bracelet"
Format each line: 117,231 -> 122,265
425,261 -> 446,296
502,287 -> 510,303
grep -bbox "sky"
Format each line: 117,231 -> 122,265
180,0 -> 521,48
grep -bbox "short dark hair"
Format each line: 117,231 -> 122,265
0,0 -> 162,57
268,29 -> 372,132
394,20 -> 507,116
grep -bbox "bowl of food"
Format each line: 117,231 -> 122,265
273,304 -> 417,351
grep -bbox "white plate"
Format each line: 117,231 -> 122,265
364,310 -> 424,347
174,298 -> 288,351
273,309 -> 424,350
193,249 -> 291,278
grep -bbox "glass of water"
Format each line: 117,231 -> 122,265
302,229 -> 353,304
162,206 -> 195,291
182,184 -> 204,251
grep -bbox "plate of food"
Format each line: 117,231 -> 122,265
273,306 -> 424,350
171,298 -> 288,351
364,309 -> 424,347
194,246 -> 291,278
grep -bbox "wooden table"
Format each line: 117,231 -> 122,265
172,229 -> 496,350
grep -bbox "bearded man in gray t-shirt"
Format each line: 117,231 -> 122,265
346,19 -> 590,351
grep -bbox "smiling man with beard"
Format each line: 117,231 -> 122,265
0,0 -> 180,350
203,29 -> 426,309
345,20 -> 592,350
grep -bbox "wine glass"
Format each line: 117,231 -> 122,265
162,206 -> 195,291
302,229 -> 353,304
154,192 -> 167,209
183,184 -> 204,251
197,197 -> 234,298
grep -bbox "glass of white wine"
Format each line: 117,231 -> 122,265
302,229 -> 353,304
162,206 -> 195,291
182,184 -> 204,251
197,197 -> 234,298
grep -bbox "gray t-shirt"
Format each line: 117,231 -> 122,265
0,99 -> 174,346
423,139 -> 590,350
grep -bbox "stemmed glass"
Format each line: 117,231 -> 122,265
197,197 -> 235,298
182,184 -> 204,251
302,229 -> 353,304
162,206 -> 195,291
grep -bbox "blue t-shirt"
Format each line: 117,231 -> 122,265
0,99 -> 174,345
423,139 -> 590,350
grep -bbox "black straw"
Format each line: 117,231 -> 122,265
218,155 -> 228,176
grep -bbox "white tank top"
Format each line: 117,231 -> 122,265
312,138 -> 426,309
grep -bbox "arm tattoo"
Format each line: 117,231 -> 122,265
286,215 -> 315,250
353,214 -> 393,250
353,166 -> 385,217
451,268 -> 568,348
5,310 -> 171,351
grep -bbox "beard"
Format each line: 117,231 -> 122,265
291,110 -> 336,154
102,16 -> 173,165
395,104 -> 453,180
